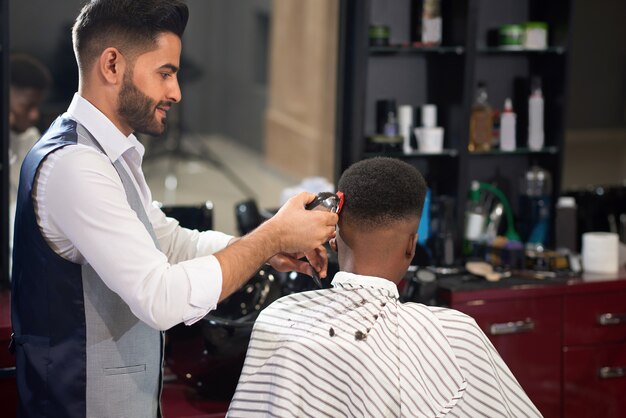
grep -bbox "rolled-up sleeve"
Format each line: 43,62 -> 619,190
149,204 -> 234,325
180,255 -> 223,324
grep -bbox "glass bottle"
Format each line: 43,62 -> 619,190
463,181 -> 485,256
469,81 -> 493,152
519,165 -> 552,249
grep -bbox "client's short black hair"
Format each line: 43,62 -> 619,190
72,0 -> 189,73
10,54 -> 52,90
337,157 -> 427,230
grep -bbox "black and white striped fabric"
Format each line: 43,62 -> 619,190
228,272 -> 542,418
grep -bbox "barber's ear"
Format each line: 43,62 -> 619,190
406,233 -> 418,259
329,238 -> 337,253
98,47 -> 126,85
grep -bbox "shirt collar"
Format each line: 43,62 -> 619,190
331,271 -> 399,299
66,93 -> 144,162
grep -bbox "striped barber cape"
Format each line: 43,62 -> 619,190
228,271 -> 542,418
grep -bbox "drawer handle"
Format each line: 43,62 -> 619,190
597,313 -> 626,326
599,367 -> 626,379
0,367 -> 16,379
489,319 -> 535,335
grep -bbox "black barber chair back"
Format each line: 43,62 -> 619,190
235,199 -> 264,235
159,201 -> 214,231
162,199 -> 282,400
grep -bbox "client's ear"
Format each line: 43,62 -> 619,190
329,238 -> 337,252
406,233 -> 418,259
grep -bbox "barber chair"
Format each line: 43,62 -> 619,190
164,199 -> 320,400
165,265 -> 324,399
234,199 -> 277,235
165,266 -> 286,399
158,201 -> 214,231
234,199 -> 263,235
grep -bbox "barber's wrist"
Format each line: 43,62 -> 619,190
249,219 -> 282,258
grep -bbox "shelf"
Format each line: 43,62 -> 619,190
467,146 -> 559,156
369,46 -> 566,56
369,45 -> 465,56
365,149 -> 459,158
477,46 -> 567,55
339,0 -> 571,276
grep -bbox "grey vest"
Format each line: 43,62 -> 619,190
76,125 -> 163,417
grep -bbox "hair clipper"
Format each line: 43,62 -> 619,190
304,192 -> 344,287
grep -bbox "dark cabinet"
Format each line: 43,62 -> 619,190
451,293 -> 562,416
563,344 -> 626,418
336,0 -> 573,250
562,288 -> 626,418
439,273 -> 626,417
563,289 -> 626,346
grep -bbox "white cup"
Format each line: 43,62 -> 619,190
582,232 -> 619,274
414,127 -> 444,153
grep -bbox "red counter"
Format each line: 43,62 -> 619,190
438,269 -> 626,418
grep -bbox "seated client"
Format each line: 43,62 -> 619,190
228,157 -> 541,418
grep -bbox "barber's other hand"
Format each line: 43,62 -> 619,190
268,245 -> 328,278
267,192 -> 337,254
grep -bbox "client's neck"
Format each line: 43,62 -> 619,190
338,233 -> 413,285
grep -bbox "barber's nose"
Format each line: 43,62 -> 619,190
169,80 -> 182,103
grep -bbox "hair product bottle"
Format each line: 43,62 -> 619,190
528,77 -> 544,150
398,105 -> 414,154
499,98 -> 516,151
469,81 -> 493,152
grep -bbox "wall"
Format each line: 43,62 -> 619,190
183,0 -> 271,152
264,0 -> 339,180
563,0 -> 626,189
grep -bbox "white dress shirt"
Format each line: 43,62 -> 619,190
228,272 -> 542,417
32,93 -> 233,330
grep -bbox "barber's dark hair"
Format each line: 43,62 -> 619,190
10,54 -> 52,90
337,157 -> 427,229
72,0 -> 189,73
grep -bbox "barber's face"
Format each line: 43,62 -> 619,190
118,32 -> 182,136
10,86 -> 44,133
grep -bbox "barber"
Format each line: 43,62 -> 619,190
10,1 -> 337,417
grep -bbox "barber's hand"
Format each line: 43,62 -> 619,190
268,245 -> 329,278
268,192 -> 337,254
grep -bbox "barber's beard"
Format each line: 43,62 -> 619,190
118,73 -> 171,136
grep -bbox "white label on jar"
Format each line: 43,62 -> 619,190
524,29 -> 547,49
422,18 -> 442,44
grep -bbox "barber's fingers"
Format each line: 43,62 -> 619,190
286,191 -> 318,207
269,194 -> 338,254
305,245 -> 328,278
268,253 -> 314,276
306,209 -> 339,228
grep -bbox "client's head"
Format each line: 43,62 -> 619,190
333,157 -> 427,283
